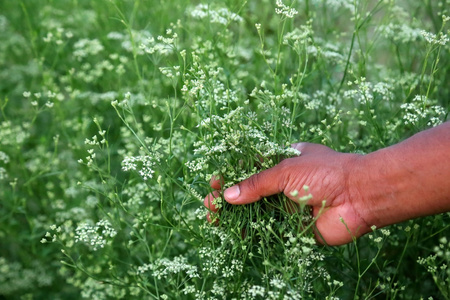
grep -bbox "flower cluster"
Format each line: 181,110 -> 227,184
190,4 -> 243,25
400,95 -> 446,127
73,38 -> 104,60
0,151 -> 9,180
344,77 -> 394,104
379,23 -> 422,43
137,256 -> 199,279
186,106 -> 300,184
122,155 -> 159,180
421,30 -> 449,46
417,235 -> 450,295
139,28 -> 178,56
74,219 -> 117,251
275,0 -> 299,19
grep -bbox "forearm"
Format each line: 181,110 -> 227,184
353,122 -> 450,229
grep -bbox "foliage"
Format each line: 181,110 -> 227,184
0,0 -> 449,299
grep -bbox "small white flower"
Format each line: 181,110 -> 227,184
275,0 -> 298,18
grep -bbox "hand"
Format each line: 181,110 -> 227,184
204,123 -> 450,246
204,142 -> 372,246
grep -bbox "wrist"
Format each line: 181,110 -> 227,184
344,123 -> 450,238
350,124 -> 450,230
348,149 -> 404,231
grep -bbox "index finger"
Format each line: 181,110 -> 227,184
210,175 -> 224,190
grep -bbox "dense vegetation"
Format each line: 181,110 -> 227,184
0,0 -> 449,299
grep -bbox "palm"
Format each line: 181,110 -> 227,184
205,142 -> 372,246
284,143 -> 371,245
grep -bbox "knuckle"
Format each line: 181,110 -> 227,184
277,159 -> 294,192
245,173 -> 261,193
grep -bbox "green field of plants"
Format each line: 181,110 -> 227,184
0,0 -> 449,299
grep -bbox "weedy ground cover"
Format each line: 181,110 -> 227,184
0,0 -> 449,299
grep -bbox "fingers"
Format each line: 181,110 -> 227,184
207,142 -> 333,207
204,190 -> 221,212
204,190 -> 221,224
205,175 -> 223,221
209,175 -> 224,190
223,162 -> 287,205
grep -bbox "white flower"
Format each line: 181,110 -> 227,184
421,30 -> 449,45
190,4 -> 243,25
75,219 -> 117,251
275,0 -> 298,18
122,155 -> 159,180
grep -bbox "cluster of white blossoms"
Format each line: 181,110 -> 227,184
120,30 -> 152,55
0,257 -> 53,295
283,25 -> 313,51
421,30 -> 449,45
379,23 -> 422,43
189,4 -> 243,25
275,0 -> 299,18
0,151 -> 9,164
74,219 -> 117,251
73,38 -> 104,61
417,236 -> 450,280
137,256 -> 199,279
186,106 -> 301,185
159,66 -> 181,79
140,33 -> 177,56
240,282 -> 304,299
0,121 -> 30,147
122,155 -> 159,180
180,53 -> 240,109
42,26 -> 74,45
108,29 -> 173,57
0,167 -> 6,180
345,77 -> 394,104
400,95 -> 446,127
198,246 -> 231,275
22,90 -> 64,108
420,14 -> 450,45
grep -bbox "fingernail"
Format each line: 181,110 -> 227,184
224,185 -> 240,202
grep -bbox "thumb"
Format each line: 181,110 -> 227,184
223,162 -> 287,204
